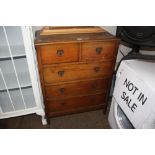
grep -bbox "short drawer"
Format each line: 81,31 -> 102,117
43,61 -> 114,84
45,78 -> 110,99
40,43 -> 79,64
81,41 -> 116,61
46,93 -> 106,113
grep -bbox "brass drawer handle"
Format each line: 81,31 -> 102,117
96,47 -> 103,54
58,71 -> 64,77
94,67 -> 100,72
59,88 -> 65,93
57,49 -> 64,56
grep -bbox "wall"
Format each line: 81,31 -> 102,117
102,26 -> 117,35
32,26 -> 43,38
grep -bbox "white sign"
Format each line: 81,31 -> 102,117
113,66 -> 155,128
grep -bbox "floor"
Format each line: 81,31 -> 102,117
0,109 -> 111,129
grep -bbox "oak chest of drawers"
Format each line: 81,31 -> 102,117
35,27 -> 119,119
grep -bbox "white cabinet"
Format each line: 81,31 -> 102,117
0,26 -> 47,125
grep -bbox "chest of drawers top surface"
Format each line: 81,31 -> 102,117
35,31 -> 118,45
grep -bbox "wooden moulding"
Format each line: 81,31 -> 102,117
40,26 -> 105,35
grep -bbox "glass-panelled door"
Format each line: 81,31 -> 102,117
0,26 -> 36,114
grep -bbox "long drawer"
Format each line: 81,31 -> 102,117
43,61 -> 114,84
46,93 -> 106,113
45,78 -> 110,100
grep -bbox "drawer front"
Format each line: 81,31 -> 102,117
81,41 -> 116,61
45,78 -> 110,99
40,43 -> 79,64
46,93 -> 106,113
43,61 -> 114,84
